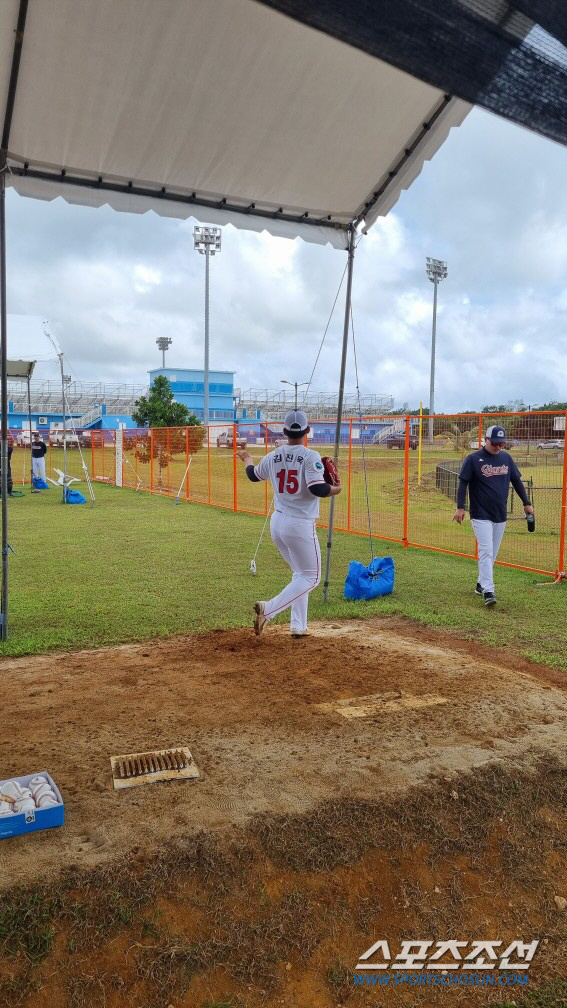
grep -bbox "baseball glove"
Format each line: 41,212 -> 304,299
321,456 -> 340,486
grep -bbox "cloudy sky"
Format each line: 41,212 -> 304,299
6,104 -> 567,413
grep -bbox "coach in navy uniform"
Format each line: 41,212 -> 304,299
453,425 -> 533,607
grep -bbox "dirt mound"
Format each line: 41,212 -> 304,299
1,618 -> 566,1006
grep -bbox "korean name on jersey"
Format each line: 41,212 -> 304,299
254,445 -> 327,520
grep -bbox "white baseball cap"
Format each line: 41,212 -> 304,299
283,409 -> 309,437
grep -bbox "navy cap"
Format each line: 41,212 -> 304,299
283,409 -> 309,437
485,425 -> 506,443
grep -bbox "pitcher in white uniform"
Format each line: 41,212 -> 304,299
238,410 -> 341,637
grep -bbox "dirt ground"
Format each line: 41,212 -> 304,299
1,617 -> 566,1007
0,616 -> 565,890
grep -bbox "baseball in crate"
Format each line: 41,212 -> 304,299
238,410 -> 342,638
0,772 -> 64,839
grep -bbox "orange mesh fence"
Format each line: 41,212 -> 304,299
11,435 -> 94,488
78,412 -> 566,577
404,412 -> 566,575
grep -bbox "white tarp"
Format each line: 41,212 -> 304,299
1,0 -> 469,247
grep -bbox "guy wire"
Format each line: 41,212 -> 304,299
301,261 -> 348,405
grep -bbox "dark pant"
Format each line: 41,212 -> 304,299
0,471 -> 13,494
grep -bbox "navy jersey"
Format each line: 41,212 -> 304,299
457,450 -> 529,522
32,441 -> 48,458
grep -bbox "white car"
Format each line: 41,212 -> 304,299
16,430 -> 36,447
537,439 -> 563,450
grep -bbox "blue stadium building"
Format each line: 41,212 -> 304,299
148,368 -> 235,422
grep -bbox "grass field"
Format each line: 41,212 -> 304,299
3,480 -> 566,669
14,433 -> 563,574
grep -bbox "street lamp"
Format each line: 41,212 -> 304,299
425,256 -> 448,444
280,379 -> 309,410
194,225 -> 222,426
156,336 -> 172,368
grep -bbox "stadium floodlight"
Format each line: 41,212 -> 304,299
194,225 -> 222,426
425,257 -> 448,444
280,379 -> 309,410
156,336 -> 172,368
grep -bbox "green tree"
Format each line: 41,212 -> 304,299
132,375 -> 194,428
131,376 -> 205,488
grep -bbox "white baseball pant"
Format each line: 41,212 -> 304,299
32,457 -> 47,482
471,519 -> 506,593
263,510 -> 321,633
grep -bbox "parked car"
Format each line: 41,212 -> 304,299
377,433 -> 418,450
50,431 -> 80,448
216,431 -> 247,449
15,430 -> 34,447
537,439 -> 564,450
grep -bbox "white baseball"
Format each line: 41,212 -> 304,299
13,797 -> 36,813
38,794 -> 59,808
1,781 -> 24,801
0,800 -> 13,816
32,783 -> 53,802
30,776 -> 48,787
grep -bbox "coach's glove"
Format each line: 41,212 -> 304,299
321,456 -> 340,486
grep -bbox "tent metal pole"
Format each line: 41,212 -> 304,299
27,374 -> 33,487
0,157 -> 8,638
323,225 -> 355,602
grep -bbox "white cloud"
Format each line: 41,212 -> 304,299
5,105 -> 567,411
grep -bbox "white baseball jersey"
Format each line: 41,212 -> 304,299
254,444 -> 326,520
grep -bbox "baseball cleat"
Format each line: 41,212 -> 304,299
290,629 -> 310,638
253,601 -> 267,636
474,582 -> 483,595
483,591 -> 496,607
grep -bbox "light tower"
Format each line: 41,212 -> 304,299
156,336 -> 172,368
194,225 -> 222,426
425,256 -> 448,444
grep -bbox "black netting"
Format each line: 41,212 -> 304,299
257,0 -> 567,148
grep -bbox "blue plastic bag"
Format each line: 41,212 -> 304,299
65,487 -> 87,504
344,556 -> 394,600
32,476 -> 49,489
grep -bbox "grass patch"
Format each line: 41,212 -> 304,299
500,982 -> 567,1007
1,482 -> 566,670
0,884 -> 62,961
0,759 -> 565,1007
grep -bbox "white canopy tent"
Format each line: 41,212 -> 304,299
0,0 -> 472,638
0,0 -> 469,246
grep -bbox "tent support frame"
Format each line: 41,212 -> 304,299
1,156 -> 8,638
323,224 -> 355,602
26,374 -> 33,486
1,0 -> 29,638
